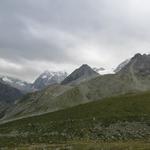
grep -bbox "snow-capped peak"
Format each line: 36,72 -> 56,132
33,70 -> 68,90
40,71 -> 67,80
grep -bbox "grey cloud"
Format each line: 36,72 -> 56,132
0,0 -> 150,81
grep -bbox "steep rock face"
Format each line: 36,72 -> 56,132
61,64 -> 99,85
114,59 -> 130,73
117,53 -> 150,90
119,53 -> 150,75
33,71 -> 68,90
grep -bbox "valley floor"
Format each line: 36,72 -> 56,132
1,141 -> 150,150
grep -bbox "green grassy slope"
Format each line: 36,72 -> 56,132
0,92 -> 150,146
5,91 -> 150,123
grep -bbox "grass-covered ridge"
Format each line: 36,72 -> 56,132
0,91 -> 150,146
2,91 -> 150,124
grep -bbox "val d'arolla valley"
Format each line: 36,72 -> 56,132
0,53 -> 150,149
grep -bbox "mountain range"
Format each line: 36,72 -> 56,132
0,71 -> 68,93
0,61 -> 123,95
1,53 -> 150,122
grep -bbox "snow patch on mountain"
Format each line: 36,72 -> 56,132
93,67 -> 115,75
0,75 -> 33,93
2,77 -> 13,83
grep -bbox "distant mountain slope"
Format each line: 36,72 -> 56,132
119,53 -> 150,75
3,53 -> 150,122
117,53 -> 150,90
33,71 -> 68,90
0,91 -> 150,145
0,82 -> 23,104
2,84 -> 72,120
0,75 -> 33,93
0,71 -> 144,121
114,59 -> 130,73
61,64 -> 99,85
0,71 -> 68,92
0,82 -> 23,119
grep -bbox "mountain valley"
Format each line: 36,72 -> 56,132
0,53 -> 150,149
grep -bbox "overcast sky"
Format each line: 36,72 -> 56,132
0,0 -> 150,82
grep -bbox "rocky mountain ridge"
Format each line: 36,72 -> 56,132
61,64 -> 99,85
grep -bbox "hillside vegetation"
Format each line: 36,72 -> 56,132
0,92 -> 150,147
